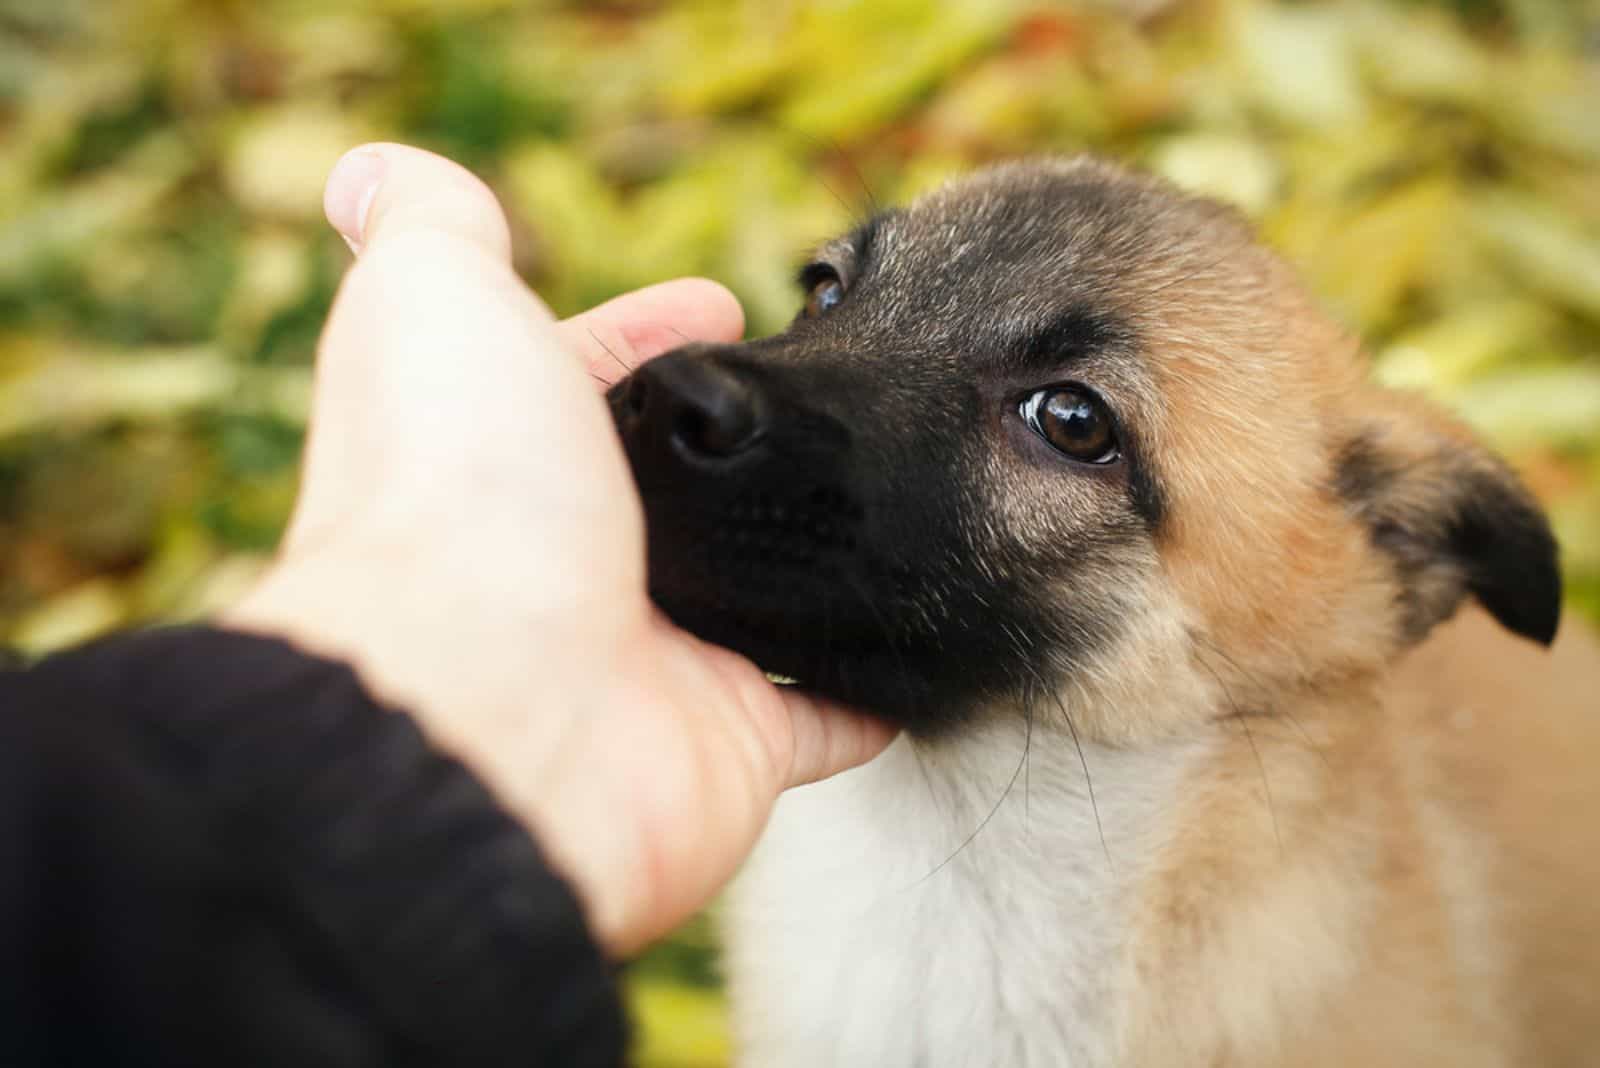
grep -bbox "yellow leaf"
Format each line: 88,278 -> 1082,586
10,580 -> 128,655
628,979 -> 731,1068
224,104 -> 376,222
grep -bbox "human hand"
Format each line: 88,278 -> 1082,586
227,143 -> 894,956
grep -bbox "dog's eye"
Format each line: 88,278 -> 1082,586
803,271 -> 845,318
1020,386 -> 1119,464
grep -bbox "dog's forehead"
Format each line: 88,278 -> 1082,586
821,160 -> 1215,358
910,165 -> 1175,274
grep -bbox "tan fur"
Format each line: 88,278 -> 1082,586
1118,608 -> 1600,1067
956,162 -> 1600,1063
1117,221 -> 1600,1062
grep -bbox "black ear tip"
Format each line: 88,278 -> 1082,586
1483,571 -> 1561,646
1464,501 -> 1563,647
1518,556 -> 1562,647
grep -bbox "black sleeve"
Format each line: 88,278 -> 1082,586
0,626 -> 626,1068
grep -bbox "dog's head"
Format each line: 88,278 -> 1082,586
610,158 -> 1559,738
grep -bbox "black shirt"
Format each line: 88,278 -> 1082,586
1,626 -> 626,1066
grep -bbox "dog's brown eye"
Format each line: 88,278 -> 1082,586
1020,386 -> 1118,464
804,274 -> 844,318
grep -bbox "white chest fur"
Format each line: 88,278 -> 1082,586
723,720 -> 1204,1068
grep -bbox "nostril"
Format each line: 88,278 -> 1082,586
673,408 -> 711,454
625,350 -> 766,465
672,394 -> 759,459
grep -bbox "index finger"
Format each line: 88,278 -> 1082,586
560,279 -> 745,390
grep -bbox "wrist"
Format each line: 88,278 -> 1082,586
224,545 -> 647,953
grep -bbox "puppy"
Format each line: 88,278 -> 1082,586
609,157 -> 1600,1067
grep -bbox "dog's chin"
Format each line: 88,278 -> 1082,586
648,579 -> 953,729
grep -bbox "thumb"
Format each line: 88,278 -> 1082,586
325,143 -> 514,263
291,143 -> 572,548
779,690 -> 898,788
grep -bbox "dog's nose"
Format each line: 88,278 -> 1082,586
622,351 -> 765,464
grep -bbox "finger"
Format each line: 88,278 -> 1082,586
561,278 -> 745,389
677,626 -> 895,792
325,142 -> 513,263
779,690 -> 898,789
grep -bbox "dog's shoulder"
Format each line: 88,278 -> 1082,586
1384,606 -> 1600,1064
1118,605 -> 1600,1067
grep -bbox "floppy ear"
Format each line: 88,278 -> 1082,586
1333,395 -> 1561,647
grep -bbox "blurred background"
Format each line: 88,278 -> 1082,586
3,0 -> 1598,1062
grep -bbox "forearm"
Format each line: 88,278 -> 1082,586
0,626 -> 625,1066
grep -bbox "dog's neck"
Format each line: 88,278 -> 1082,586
720,579 -> 1341,1067
724,692 -> 1217,1068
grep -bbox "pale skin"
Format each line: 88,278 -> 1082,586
227,143 -> 894,958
